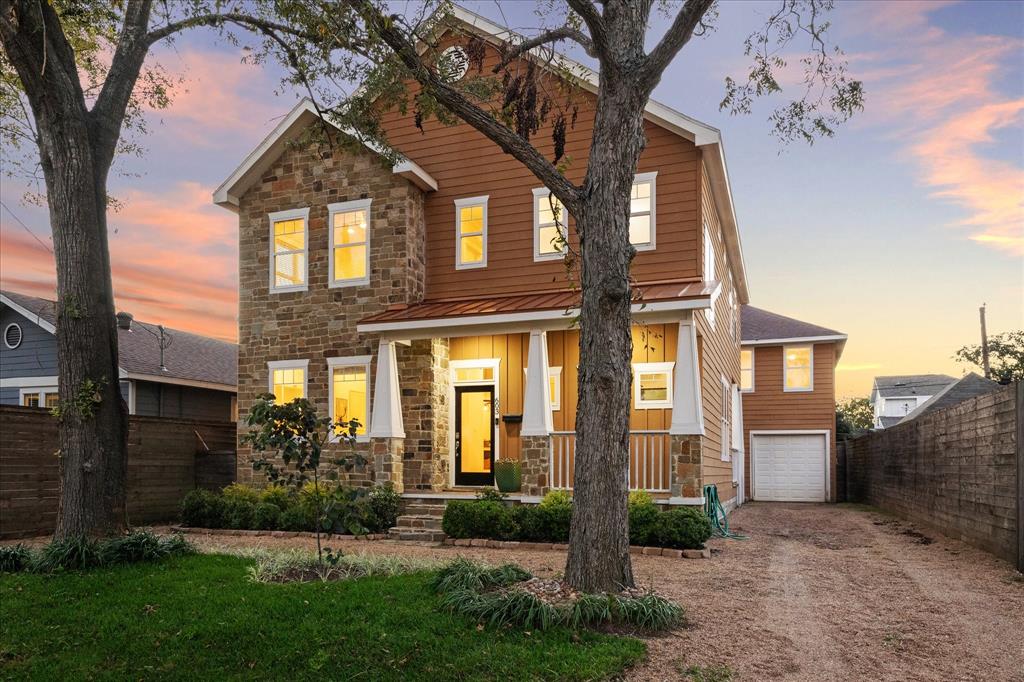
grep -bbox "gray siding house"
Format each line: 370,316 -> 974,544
1,290 -> 237,421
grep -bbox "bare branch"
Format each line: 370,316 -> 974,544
492,25 -> 595,72
641,0 -> 715,89
565,0 -> 609,59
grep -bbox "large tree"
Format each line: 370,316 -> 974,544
256,0 -> 861,591
955,330 -> 1024,384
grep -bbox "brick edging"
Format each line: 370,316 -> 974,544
170,526 -> 391,541
444,537 -> 711,559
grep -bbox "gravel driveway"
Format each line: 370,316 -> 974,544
174,502 -> 1023,681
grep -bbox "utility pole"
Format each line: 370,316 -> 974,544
979,304 -> 991,380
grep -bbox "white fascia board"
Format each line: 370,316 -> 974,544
122,372 -> 236,393
741,335 -> 848,346
0,376 -> 60,388
213,99 -> 437,211
0,294 -> 56,334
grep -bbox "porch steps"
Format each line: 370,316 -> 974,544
388,498 -> 448,543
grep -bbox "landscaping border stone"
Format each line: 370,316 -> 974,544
441,537 -> 710,559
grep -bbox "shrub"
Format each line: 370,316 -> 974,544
364,485 -> 401,532
539,489 -> 571,510
628,490 -> 654,507
442,500 -> 518,540
0,544 -> 32,572
223,499 -> 256,530
628,493 -> 660,546
280,505 -> 313,532
652,507 -> 712,550
180,488 -> 225,528
259,485 -> 294,512
253,502 -> 283,530
221,483 -> 261,505
513,503 -> 570,542
33,536 -> 103,572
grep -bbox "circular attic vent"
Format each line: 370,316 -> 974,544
4,323 -> 23,349
439,46 -> 469,82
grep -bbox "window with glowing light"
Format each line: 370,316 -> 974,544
533,188 -> 567,260
455,196 -> 488,269
329,199 -> 371,286
268,360 -> 308,402
783,345 -> 813,392
630,173 -> 657,249
740,348 -> 754,392
329,357 -> 370,439
633,362 -> 674,408
269,208 -> 309,292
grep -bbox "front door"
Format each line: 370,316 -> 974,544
454,385 -> 495,486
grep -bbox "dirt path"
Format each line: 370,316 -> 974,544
88,504 -> 1024,680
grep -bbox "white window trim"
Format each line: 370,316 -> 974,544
703,222 -> 717,329
19,386 -> 57,407
631,172 -> 657,251
720,375 -> 731,462
267,359 -> 309,399
532,187 -> 567,262
4,322 -> 23,349
524,365 -> 563,411
327,355 -> 372,443
328,198 -> 372,288
448,358 -> 500,485
740,348 -> 755,393
454,195 -> 488,270
633,361 -> 674,409
783,344 -> 814,393
268,207 -> 310,293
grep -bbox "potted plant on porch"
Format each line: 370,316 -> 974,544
494,459 -> 522,494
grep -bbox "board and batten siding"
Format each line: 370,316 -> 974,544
741,342 -> 839,501
377,36 -> 701,300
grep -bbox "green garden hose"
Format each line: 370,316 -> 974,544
703,484 -> 748,540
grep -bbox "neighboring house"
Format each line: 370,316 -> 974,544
898,372 -> 998,424
215,7 -> 750,508
1,290 -> 237,421
870,374 -> 956,428
739,305 -> 847,502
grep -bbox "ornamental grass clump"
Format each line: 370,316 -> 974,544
3,531 -> 194,574
432,558 -> 683,632
246,548 -> 440,584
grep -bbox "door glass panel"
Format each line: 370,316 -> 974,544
459,390 -> 492,474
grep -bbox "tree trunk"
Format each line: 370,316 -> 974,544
564,78 -> 647,593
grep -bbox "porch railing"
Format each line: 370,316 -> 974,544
549,430 -> 671,492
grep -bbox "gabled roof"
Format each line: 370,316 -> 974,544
1,290 -> 237,391
740,305 -> 846,345
898,372 -> 1000,424
872,374 -> 957,399
212,4 -> 749,303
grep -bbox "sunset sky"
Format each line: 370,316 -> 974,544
1,0 -> 1021,398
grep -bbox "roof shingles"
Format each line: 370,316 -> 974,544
740,305 -> 845,342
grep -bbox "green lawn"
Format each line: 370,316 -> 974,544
0,554 -> 645,681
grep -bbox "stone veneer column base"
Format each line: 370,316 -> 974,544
372,437 -> 404,493
520,435 -> 551,497
669,434 -> 703,498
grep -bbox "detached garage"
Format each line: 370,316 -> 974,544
750,432 -> 829,502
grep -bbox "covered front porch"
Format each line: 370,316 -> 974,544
357,282 -> 716,504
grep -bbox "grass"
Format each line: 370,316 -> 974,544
678,664 -> 735,681
0,553 -> 645,681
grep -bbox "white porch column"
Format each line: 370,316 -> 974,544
669,318 -> 705,435
369,339 -> 405,438
521,329 -> 553,436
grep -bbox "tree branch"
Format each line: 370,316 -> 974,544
143,12 -> 323,48
565,0 -> 609,59
641,0 -> 715,90
492,26 -> 595,72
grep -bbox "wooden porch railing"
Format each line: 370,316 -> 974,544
549,430 -> 671,492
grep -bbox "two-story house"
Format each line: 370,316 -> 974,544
1,290 -> 237,421
870,374 -> 957,428
739,305 -> 847,502
215,7 -> 749,509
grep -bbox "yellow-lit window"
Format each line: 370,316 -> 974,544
455,196 -> 487,268
784,345 -> 813,392
269,362 -> 307,403
533,189 -> 567,260
21,392 -> 40,408
269,209 -> 308,292
329,359 -> 369,438
630,173 -> 656,248
44,393 -> 60,409
740,349 -> 754,392
330,200 -> 370,286
455,366 -> 494,383
634,362 -> 673,408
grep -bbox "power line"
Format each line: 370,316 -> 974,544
0,200 -> 53,254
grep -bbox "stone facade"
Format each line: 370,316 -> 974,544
520,435 -> 551,496
236,128 -> 426,486
399,338 -> 450,491
371,437 -> 404,492
670,434 -> 703,498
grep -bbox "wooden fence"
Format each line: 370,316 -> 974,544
842,382 -> 1021,570
0,405 -> 235,539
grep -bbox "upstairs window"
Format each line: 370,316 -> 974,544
329,199 -> 371,287
633,362 -> 674,408
269,208 -> 309,293
268,359 -> 308,403
329,356 -> 370,439
533,189 -> 567,261
629,173 -> 657,250
455,196 -> 488,269
783,345 -> 813,392
740,349 -> 754,392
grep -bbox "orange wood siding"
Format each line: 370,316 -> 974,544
741,342 -> 839,501
377,39 -> 700,299
693,163 -> 742,504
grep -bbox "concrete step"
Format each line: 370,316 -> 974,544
395,514 -> 443,530
387,528 -> 446,543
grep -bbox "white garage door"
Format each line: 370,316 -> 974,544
752,433 -> 827,502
